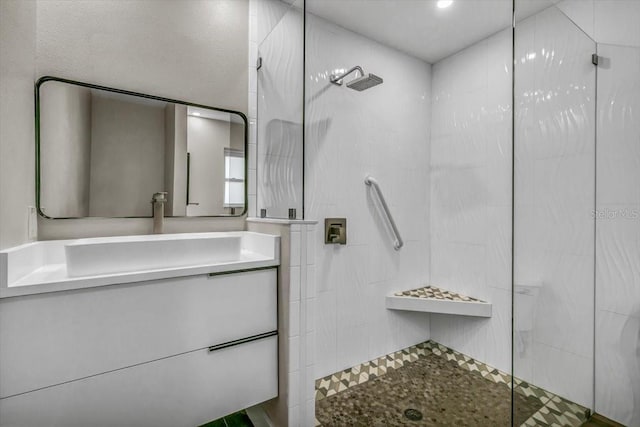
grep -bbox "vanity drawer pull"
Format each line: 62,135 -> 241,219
207,331 -> 278,353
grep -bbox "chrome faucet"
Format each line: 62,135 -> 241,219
151,192 -> 168,234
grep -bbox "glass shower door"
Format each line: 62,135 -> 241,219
256,0 -> 304,220
515,2 -> 640,425
513,2 -> 596,423
594,40 -> 640,425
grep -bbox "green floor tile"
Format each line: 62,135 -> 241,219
198,411 -> 253,427
198,417 -> 227,427
225,411 -> 254,427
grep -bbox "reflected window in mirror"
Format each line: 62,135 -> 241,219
224,148 -> 245,216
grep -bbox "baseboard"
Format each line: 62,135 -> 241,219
588,413 -> 626,427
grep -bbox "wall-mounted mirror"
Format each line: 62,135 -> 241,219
36,77 -> 247,219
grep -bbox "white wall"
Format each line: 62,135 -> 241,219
305,14 -> 432,379
39,81 -> 92,218
556,0 -> 640,48
186,116 -> 230,216
230,121 -> 244,151
0,0 -> 248,248
428,28 -> 513,374
164,104 -> 188,217
89,94 -> 165,217
0,0 -> 37,249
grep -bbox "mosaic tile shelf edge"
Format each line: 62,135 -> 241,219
386,285 -> 493,317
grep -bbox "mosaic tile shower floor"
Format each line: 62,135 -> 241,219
315,341 -> 590,427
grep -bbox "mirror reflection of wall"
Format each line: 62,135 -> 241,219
38,79 -> 246,219
90,90 -> 166,218
185,107 -> 245,216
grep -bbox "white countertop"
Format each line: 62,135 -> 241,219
0,232 -> 280,298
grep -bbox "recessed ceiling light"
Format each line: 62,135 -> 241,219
437,0 -> 453,8
193,112 -> 201,116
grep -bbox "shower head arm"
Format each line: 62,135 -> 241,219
330,66 -> 364,86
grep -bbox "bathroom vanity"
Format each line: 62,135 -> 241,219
0,231 -> 279,427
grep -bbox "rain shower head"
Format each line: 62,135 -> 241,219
330,66 -> 383,91
346,73 -> 383,91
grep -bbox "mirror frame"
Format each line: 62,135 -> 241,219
35,76 -> 248,219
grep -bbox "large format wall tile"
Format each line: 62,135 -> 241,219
595,310 -> 640,426
429,27 -> 513,374
305,13 -> 431,379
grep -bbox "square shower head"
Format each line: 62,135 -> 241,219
346,73 -> 383,91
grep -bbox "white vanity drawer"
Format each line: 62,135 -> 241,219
0,335 -> 278,427
0,268 -> 277,398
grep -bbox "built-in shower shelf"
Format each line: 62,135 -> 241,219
386,285 -> 492,317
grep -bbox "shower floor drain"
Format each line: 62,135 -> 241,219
404,408 -> 423,421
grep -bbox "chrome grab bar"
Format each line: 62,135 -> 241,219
364,175 -> 403,250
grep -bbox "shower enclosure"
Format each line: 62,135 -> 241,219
255,0 -> 304,220
255,0 -> 639,424
514,1 -> 640,425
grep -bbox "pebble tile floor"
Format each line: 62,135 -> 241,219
316,353 -> 542,426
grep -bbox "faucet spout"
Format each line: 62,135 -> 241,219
151,192 -> 168,234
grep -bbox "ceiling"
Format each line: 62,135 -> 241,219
306,0 -> 558,63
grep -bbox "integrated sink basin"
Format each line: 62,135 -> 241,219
65,233 -> 242,277
0,231 -> 280,298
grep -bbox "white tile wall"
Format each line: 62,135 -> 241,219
289,336 -> 300,372
290,231 -> 301,267
305,13 -> 432,380
247,219 -> 318,427
287,405 -> 299,427
595,311 -> 640,425
532,341 -> 594,404
429,28 -> 513,374
287,223 -> 318,427
289,299 -> 301,338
